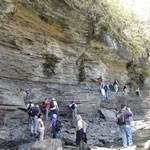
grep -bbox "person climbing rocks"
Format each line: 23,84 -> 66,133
69,101 -> 77,119
30,104 -> 40,136
117,104 -> 133,148
50,98 -> 59,118
43,98 -> 49,121
113,79 -> 119,94
135,87 -> 140,97
49,114 -> 62,139
26,100 -> 34,130
123,84 -> 128,96
76,114 -> 88,150
37,113 -> 45,141
104,82 -> 110,100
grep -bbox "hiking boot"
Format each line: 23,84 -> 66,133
30,133 -> 33,136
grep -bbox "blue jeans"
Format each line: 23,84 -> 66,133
45,108 -> 49,121
72,109 -> 77,119
120,124 -> 133,147
50,109 -> 58,118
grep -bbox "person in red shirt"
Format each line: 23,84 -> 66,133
43,98 -> 49,121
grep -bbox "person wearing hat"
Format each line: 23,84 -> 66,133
50,98 -> 59,118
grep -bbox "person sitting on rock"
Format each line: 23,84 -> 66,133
69,101 -> 77,119
37,113 -> 45,141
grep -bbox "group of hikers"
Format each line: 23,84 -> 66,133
97,77 -> 141,101
25,76 -> 143,149
26,97 -> 88,149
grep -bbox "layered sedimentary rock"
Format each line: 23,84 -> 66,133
0,0 -> 149,148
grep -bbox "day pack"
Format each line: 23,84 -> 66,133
55,120 -> 62,132
28,106 -> 37,117
27,104 -> 32,112
50,101 -> 54,108
116,111 -> 125,125
71,103 -> 75,109
104,84 -> 109,91
82,121 -> 88,133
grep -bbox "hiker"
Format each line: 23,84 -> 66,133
30,105 -> 40,136
113,79 -> 119,93
43,98 -> 49,121
97,76 -> 102,86
104,82 -> 110,100
76,114 -> 88,150
117,104 -> 133,148
69,101 -> 77,119
49,114 -> 62,139
26,100 -> 34,130
50,98 -> 59,118
101,86 -> 106,102
135,87 -> 140,97
123,84 -> 128,96
37,113 -> 45,141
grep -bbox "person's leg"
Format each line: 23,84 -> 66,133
39,129 -> 44,141
34,116 -> 38,135
30,117 -> 34,135
120,125 -> 128,147
126,125 -> 133,146
53,131 -> 58,139
45,108 -> 48,121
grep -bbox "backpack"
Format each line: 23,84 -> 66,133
116,111 -> 125,125
104,84 -> 109,91
28,106 -> 37,117
27,104 -> 32,112
82,121 -> 88,133
71,103 -> 75,109
55,120 -> 62,132
50,101 -> 54,108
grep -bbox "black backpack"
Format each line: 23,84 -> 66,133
55,120 -> 62,132
71,103 -> 75,109
27,104 -> 32,112
116,111 -> 125,125
50,101 -> 54,108
28,106 -> 37,117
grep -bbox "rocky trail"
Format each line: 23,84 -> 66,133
0,90 -> 149,150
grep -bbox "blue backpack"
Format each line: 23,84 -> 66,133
50,101 -> 54,108
71,103 -> 75,109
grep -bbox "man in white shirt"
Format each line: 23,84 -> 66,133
50,98 -> 59,117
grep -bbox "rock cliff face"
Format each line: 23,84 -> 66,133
0,0 -> 149,149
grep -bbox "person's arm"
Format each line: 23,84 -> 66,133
55,102 -> 59,111
39,119 -> 43,127
127,108 -> 133,116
